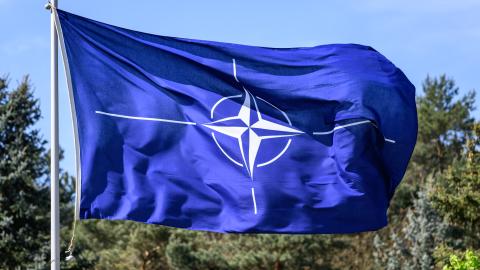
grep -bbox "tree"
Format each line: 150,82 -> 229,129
403,183 -> 446,270
0,76 -> 50,268
412,75 -> 475,177
443,250 -> 480,270
166,230 -> 345,270
430,123 -> 479,233
430,123 -> 480,267
65,220 -> 170,270
374,182 -> 446,270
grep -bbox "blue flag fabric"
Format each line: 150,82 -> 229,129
57,9 -> 417,233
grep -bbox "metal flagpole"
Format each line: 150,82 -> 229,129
48,0 -> 60,269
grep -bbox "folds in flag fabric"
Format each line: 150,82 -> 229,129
56,9 -> 417,233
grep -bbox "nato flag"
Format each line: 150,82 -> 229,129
57,9 -> 417,233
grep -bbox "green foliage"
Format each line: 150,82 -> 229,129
443,250 -> 480,270
429,123 -> 480,268
0,76 -> 49,268
72,225 -> 346,270
403,183 -> 446,270
374,182 -> 446,270
166,230 -> 345,270
430,123 -> 480,231
414,75 -> 475,174
66,220 -> 170,270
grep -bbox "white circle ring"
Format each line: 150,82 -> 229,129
209,94 -> 294,168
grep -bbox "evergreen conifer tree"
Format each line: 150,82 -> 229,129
0,76 -> 49,268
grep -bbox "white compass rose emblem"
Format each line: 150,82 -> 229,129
203,88 -> 303,179
202,60 -> 303,214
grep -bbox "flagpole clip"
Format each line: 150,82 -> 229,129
44,1 -> 55,11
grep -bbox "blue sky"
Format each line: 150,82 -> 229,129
1,0 -> 479,174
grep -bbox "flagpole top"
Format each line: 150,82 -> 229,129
45,1 -> 55,11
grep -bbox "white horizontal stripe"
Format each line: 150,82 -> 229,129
312,120 -> 371,135
95,111 -> 196,125
313,120 -> 395,143
384,138 -> 396,143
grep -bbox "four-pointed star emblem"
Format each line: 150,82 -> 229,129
203,88 -> 303,178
